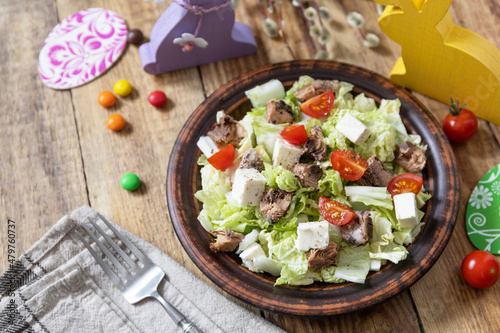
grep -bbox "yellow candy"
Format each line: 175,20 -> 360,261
113,80 -> 133,96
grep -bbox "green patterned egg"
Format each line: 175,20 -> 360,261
466,164 -> 500,254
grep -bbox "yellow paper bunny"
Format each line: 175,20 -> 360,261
375,0 -> 500,124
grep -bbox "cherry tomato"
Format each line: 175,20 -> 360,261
387,173 -> 423,197
148,91 -> 167,107
98,91 -> 116,107
330,149 -> 368,181
443,98 -> 478,143
318,196 -> 356,226
280,124 -> 308,145
300,91 -> 335,118
106,114 -> 126,131
461,250 -> 500,289
207,144 -> 235,171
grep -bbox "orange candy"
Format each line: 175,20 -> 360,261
106,114 -> 125,131
98,91 -> 116,107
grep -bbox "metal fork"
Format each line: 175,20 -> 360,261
75,213 -> 201,333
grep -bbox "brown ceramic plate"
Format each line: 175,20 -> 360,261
167,60 -> 460,316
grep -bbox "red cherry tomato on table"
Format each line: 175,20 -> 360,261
207,144 -> 235,171
330,149 -> 368,181
300,91 -> 335,118
461,250 -> 500,289
280,124 -> 308,145
443,98 -> 478,143
387,173 -> 423,197
318,196 -> 356,226
148,91 -> 168,107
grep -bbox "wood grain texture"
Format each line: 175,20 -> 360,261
0,0 -> 88,274
0,0 -> 499,332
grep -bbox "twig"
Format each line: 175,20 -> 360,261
277,1 -> 297,59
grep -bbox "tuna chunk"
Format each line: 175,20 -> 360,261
293,79 -> 340,102
306,242 -> 342,271
260,188 -> 294,223
239,148 -> 264,172
265,99 -> 294,124
293,163 -> 323,190
210,229 -> 244,252
206,114 -> 246,149
340,211 -> 373,247
395,141 -> 427,173
302,125 -> 327,161
357,155 -> 394,187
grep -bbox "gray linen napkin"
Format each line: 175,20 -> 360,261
0,206 -> 284,333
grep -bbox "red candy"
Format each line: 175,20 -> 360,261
148,91 -> 167,107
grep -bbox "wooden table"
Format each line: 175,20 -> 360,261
1,0 -> 499,332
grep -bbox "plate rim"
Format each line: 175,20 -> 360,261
166,60 -> 460,316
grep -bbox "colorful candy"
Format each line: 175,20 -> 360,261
114,80 -> 133,96
106,114 -> 126,131
148,91 -> 167,107
121,173 -> 141,191
98,91 -> 116,107
127,29 -> 144,46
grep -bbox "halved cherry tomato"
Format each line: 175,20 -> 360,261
300,91 -> 335,118
461,250 -> 500,289
330,149 -> 368,181
387,173 -> 423,197
207,144 -> 235,171
280,124 -> 308,145
318,196 -> 356,226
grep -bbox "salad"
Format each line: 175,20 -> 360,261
195,76 -> 431,286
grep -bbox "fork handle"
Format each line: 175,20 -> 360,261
151,291 -> 202,333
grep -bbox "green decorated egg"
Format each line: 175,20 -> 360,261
466,164 -> 500,254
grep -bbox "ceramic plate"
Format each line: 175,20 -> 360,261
166,60 -> 460,316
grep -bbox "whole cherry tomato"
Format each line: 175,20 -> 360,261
387,173 -> 423,198
318,196 -> 356,226
330,149 -> 368,181
106,114 -> 126,131
280,124 -> 308,145
300,91 -> 335,118
443,98 -> 478,143
98,91 -> 116,107
207,144 -> 235,171
461,250 -> 499,289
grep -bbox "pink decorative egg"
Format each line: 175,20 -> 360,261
39,8 -> 128,90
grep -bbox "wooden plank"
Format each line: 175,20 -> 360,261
198,1 -> 422,331
264,292 -> 422,332
0,0 -> 88,274
407,1 -> 500,331
53,0 -> 204,271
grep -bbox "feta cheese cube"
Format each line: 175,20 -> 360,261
239,243 -> 266,273
394,192 -> 419,228
272,137 -> 303,170
335,112 -> 371,145
296,221 -> 330,251
232,168 -> 266,207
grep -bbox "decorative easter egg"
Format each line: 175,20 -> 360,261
466,164 -> 500,254
38,8 -> 128,90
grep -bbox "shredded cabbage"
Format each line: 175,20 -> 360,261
195,77 -> 432,286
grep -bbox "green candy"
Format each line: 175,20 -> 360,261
121,173 -> 141,191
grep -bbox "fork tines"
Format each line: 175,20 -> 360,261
75,213 -> 151,289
